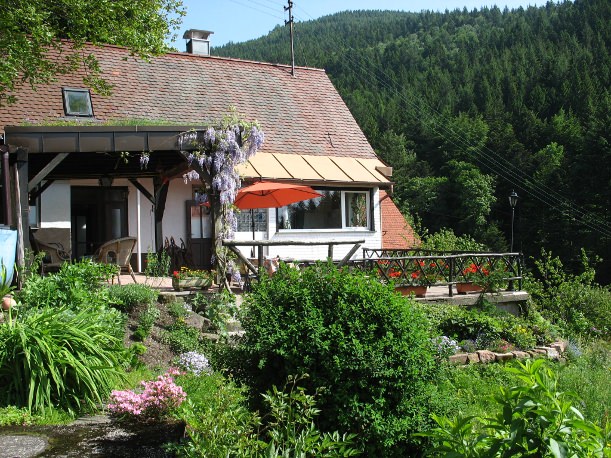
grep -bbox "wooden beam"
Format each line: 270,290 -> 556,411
227,245 -> 258,276
338,242 -> 362,267
128,178 -> 155,205
28,153 -> 68,192
29,179 -> 54,202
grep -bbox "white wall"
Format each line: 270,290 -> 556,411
40,181 -> 71,228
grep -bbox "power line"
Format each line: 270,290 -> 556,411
290,9 -> 611,238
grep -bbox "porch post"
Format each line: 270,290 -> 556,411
153,176 -> 169,252
1,146 -> 12,227
16,148 -> 29,252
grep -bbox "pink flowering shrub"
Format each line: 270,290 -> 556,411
107,368 -> 186,422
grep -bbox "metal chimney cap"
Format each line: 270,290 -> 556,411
183,29 -> 214,40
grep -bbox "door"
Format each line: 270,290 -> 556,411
186,200 -> 213,269
71,186 -> 128,260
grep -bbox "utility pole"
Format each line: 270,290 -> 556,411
285,0 -> 295,76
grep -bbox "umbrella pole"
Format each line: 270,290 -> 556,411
250,209 -> 255,258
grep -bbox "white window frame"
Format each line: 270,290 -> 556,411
277,188 -> 372,232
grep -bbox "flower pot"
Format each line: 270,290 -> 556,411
172,277 -> 212,292
2,294 -> 16,311
395,285 -> 427,298
455,282 -> 484,294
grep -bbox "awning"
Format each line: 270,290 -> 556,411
236,152 -> 392,186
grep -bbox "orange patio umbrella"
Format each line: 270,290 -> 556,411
235,181 -> 322,255
234,181 -> 322,210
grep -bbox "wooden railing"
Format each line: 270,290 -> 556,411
362,248 -> 523,296
222,239 -> 365,277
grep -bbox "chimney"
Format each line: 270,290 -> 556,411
183,29 -> 213,55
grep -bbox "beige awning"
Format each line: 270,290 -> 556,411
237,152 -> 391,186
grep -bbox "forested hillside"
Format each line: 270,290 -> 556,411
214,0 -> 610,281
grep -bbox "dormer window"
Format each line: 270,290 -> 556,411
62,88 -> 93,117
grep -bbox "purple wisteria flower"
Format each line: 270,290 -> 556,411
139,152 -> 150,170
183,169 -> 200,183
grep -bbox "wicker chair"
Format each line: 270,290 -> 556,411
31,234 -> 71,273
94,237 -> 138,284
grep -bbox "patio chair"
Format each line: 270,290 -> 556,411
31,233 -> 71,273
94,237 -> 138,284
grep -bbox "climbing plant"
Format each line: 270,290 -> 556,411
178,110 -> 265,286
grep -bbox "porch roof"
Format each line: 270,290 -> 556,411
4,126 -> 392,186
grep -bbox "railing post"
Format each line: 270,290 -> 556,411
448,256 -> 454,297
518,254 -> 523,290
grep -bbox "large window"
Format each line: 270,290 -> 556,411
277,189 -> 371,230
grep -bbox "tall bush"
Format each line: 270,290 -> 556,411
239,262 -> 439,456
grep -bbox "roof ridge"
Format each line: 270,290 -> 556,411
55,38 -> 326,73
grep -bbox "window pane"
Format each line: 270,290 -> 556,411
279,190 -> 341,229
63,89 -> 93,116
237,209 -> 267,232
345,192 -> 368,228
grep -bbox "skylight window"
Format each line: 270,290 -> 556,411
62,88 -> 93,117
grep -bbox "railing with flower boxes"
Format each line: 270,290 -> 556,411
362,249 -> 523,296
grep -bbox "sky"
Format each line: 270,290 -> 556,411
171,0 -> 545,49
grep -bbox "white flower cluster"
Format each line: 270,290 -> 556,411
176,351 -> 211,376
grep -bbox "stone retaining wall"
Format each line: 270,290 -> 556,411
448,340 -> 568,365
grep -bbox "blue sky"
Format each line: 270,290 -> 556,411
171,0 -> 544,49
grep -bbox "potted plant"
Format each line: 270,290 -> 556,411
457,262 -> 502,293
392,260 -> 440,298
172,267 -> 213,292
1,263 -> 16,311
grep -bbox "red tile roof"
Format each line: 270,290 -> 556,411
380,190 -> 419,249
1,43 -> 378,160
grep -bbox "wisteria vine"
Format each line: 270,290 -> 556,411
179,122 -> 264,238
177,113 -> 264,284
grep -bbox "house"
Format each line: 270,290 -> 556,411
0,31 -> 415,270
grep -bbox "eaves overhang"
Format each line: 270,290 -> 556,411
4,125 -> 206,154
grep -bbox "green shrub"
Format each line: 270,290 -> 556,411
239,262 -> 439,456
107,283 -> 157,312
421,302 -> 542,350
163,321 -> 202,354
190,290 -> 237,334
419,227 -> 487,252
145,250 -> 171,278
257,376 -> 360,457
167,300 -> 190,319
526,249 -> 611,339
0,306 -> 127,414
0,406 -> 34,426
168,372 -> 258,457
17,260 -> 115,309
133,305 -> 160,341
557,340 -> 611,431
168,373 -> 360,457
420,359 -> 608,457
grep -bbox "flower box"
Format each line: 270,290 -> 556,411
455,282 -> 484,294
172,277 -> 212,292
395,285 -> 427,298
